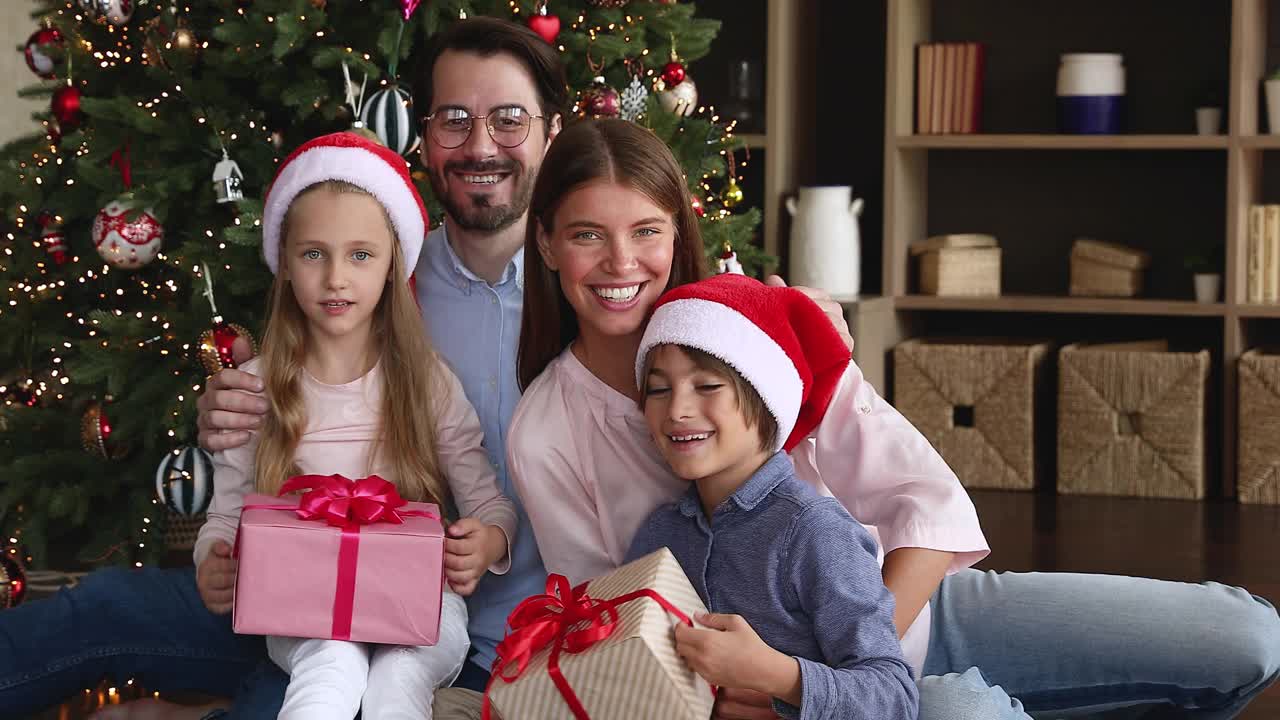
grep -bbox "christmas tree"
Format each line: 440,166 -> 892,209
0,0 -> 763,572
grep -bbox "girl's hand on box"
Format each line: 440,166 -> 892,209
197,541 -> 238,614
444,518 -> 506,596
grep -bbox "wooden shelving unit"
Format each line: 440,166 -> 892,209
845,0 -> 1280,498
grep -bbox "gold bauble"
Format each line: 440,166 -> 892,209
172,27 -> 197,53
197,322 -> 257,375
81,399 -> 126,460
721,178 -> 744,208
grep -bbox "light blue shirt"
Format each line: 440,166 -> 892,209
414,225 -> 544,670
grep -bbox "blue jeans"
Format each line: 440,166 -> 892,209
0,566 -> 264,719
917,570 -> 1280,720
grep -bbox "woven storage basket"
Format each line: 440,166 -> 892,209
1057,340 -> 1209,499
164,510 -> 205,552
918,248 -> 1001,296
1069,256 -> 1144,297
894,338 -> 1051,490
1238,349 -> 1280,504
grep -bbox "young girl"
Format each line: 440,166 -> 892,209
193,132 -> 517,720
627,274 -> 918,719
506,118 -> 1280,720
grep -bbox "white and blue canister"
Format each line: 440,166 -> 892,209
1057,53 -> 1125,134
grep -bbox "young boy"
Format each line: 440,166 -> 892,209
626,273 -> 918,720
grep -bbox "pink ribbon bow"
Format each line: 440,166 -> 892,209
280,474 -> 410,528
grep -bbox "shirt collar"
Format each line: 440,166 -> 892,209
435,223 -> 525,293
676,452 -> 793,518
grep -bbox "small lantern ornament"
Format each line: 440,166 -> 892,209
212,149 -> 244,204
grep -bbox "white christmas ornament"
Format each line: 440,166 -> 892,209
361,85 -> 420,157
658,76 -> 698,117
92,199 -> 164,270
100,0 -> 135,26
155,445 -> 214,516
620,75 -> 649,122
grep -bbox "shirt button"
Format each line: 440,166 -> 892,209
857,401 -> 872,415
491,297 -> 498,305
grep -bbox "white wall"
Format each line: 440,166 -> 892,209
2,1 -> 49,145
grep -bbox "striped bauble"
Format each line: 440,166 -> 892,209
360,85 -> 420,157
155,445 -> 214,517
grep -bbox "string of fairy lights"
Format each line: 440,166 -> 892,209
3,1 -> 750,577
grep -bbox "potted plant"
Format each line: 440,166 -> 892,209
1184,242 -> 1224,303
1266,68 -> 1280,134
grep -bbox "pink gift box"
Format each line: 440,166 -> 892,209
232,492 -> 445,646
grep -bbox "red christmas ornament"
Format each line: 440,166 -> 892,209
690,195 -> 705,218
37,212 -> 68,265
92,199 -> 164,270
24,27 -> 64,79
661,60 -> 686,88
51,85 -> 82,133
527,8 -> 560,44
197,320 -> 257,374
0,552 -> 26,609
81,400 -> 125,459
581,76 -> 621,119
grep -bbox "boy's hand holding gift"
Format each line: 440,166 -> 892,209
676,613 -> 800,709
445,517 -> 508,596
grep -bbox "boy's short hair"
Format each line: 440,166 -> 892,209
641,344 -> 779,453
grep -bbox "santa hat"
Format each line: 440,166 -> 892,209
261,132 -> 427,279
636,274 -> 851,452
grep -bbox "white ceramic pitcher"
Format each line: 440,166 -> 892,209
786,186 -> 863,297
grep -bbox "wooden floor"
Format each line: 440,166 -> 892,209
970,489 -> 1280,718
27,491 -> 1280,719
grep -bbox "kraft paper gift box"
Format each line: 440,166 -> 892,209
484,548 -> 714,720
232,475 -> 446,646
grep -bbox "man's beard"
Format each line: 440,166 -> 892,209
428,159 -> 536,233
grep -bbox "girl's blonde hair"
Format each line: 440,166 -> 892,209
254,180 -> 449,511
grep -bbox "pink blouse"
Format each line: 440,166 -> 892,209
507,347 -> 989,673
196,356 -> 517,572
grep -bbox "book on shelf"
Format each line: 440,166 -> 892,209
1248,204 -> 1280,304
915,41 -> 985,134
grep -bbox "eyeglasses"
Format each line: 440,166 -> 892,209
424,106 -> 545,149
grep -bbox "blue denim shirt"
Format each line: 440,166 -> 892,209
626,453 -> 917,720
415,225 -> 545,671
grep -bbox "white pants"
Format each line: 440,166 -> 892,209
267,590 -> 470,720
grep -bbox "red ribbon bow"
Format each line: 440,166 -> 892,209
280,474 -> 410,528
481,574 -> 704,720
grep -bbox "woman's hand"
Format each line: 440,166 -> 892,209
444,518 -> 507,595
764,275 -> 854,354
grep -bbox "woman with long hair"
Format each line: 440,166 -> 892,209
505,119 -> 1280,720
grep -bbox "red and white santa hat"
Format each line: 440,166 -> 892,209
636,273 -> 851,452
261,132 -> 427,279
